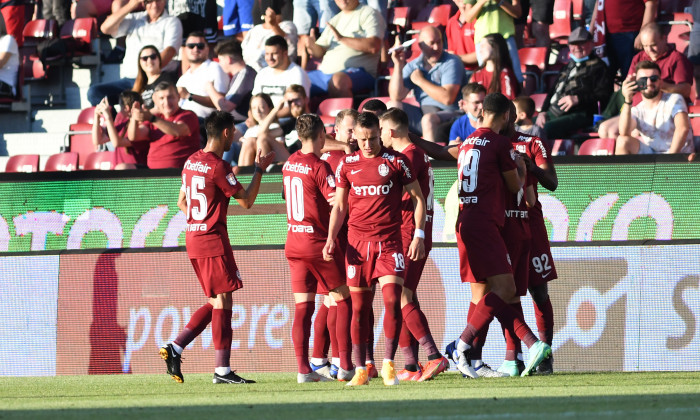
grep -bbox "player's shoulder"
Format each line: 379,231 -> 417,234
283,151 -> 316,175
183,150 -> 221,176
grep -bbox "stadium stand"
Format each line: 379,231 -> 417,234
317,97 -> 353,126
83,151 -> 116,170
4,154 -> 39,173
44,152 -> 79,172
551,139 -> 575,156
577,138 -> 616,156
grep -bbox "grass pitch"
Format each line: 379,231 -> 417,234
1,371 -> 699,419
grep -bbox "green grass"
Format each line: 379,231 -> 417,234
1,372 -> 700,419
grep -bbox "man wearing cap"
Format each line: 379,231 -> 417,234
535,27 -> 612,140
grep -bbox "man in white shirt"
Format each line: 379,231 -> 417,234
616,60 -> 693,155
177,32 -> 231,119
88,0 -> 183,106
252,35 -> 311,109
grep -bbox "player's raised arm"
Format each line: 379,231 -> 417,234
408,132 -> 459,161
404,180 -> 426,261
323,185 -> 348,261
233,148 -> 275,209
523,138 -> 558,191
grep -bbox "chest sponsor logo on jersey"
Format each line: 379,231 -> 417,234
186,223 -> 208,231
226,173 -> 237,186
288,223 -> 315,233
327,175 -> 336,188
352,180 -> 393,196
505,210 -> 529,218
283,161 -> 312,175
184,160 -> 212,173
378,163 -> 389,176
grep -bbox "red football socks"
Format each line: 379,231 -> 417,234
174,302 -> 213,350
502,302 -> 524,361
328,305 -> 339,359
402,302 -> 439,358
351,290 -> 372,368
311,303 -> 329,360
212,308 -> 232,369
334,298 -> 352,370
533,296 -> 554,345
366,303 -> 375,362
293,301 -> 315,374
382,283 -> 403,361
461,292 -> 538,349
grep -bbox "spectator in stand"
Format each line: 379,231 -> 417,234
592,0 -> 657,78
92,92 -> 150,169
462,0 -> 524,83
514,0 -> 554,47
513,95 -> 546,140
43,0 -> 70,28
0,16 -> 19,98
176,32 -> 231,121
252,35 -> 310,109
616,60 -> 693,155
89,0 -> 183,106
294,0 -> 340,69
305,0 -> 386,97
536,27 -> 611,140
471,33 -> 520,100
360,98 -> 387,115
74,0 -> 126,22
242,0 -> 298,72
447,82 -> 487,144
446,0 -> 478,72
691,0 -> 700,100
133,45 -> 178,110
168,0 -> 218,42
388,25 -> 465,142
598,23 -> 694,139
236,93 -> 283,166
212,40 -> 257,123
223,0 -> 255,40
0,0 -> 25,46
127,81 -> 201,169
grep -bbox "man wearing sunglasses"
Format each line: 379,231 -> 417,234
177,32 -> 231,121
616,60 -> 693,155
89,0 -> 183,106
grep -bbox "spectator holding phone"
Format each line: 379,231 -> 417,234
616,60 -> 693,155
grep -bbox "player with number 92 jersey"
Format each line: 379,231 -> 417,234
457,126 -> 518,282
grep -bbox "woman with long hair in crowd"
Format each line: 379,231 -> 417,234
237,93 -> 285,166
471,33 -> 520,100
132,45 -> 178,110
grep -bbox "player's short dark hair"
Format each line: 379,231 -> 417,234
512,96 -> 535,119
265,35 -> 288,51
205,111 -> 235,140
285,84 -> 307,99
296,113 -> 325,142
462,82 -> 487,98
379,107 -> 409,134
635,60 -> 661,75
153,81 -> 176,94
119,90 -> 142,109
186,31 -> 207,41
214,39 -> 243,61
482,92 -> 511,116
335,108 -> 359,127
360,99 -> 388,115
356,111 -> 380,130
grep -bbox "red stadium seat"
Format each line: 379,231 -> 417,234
83,151 -> 116,170
571,0 -> 584,21
411,4 -> 452,32
660,19 -> 692,54
530,93 -> 547,113
518,47 -> 548,93
388,6 -> 411,38
21,19 -> 58,54
60,17 -> 101,75
318,97 -> 353,125
44,152 -> 79,172
68,133 -> 97,169
551,139 -> 575,155
550,0 -> 572,43
5,154 -> 40,173
577,138 -> 615,155
76,107 -> 96,125
688,105 -> 700,116
690,116 -> 700,137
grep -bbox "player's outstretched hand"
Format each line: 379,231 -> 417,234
407,237 -> 425,261
255,148 -> 275,171
322,240 -> 335,261
326,191 -> 336,207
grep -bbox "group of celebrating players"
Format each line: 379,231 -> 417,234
159,91 -> 558,386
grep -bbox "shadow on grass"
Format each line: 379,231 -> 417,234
2,393 -> 700,420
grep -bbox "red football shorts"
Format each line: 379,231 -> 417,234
401,229 -> 430,292
190,248 -> 242,298
457,219 -> 512,283
346,236 -> 405,288
288,250 -> 346,294
503,220 -> 531,297
528,218 -> 558,286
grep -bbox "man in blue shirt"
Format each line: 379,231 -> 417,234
448,83 -> 486,144
388,25 -> 466,142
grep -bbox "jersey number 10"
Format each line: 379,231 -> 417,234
284,176 -> 304,222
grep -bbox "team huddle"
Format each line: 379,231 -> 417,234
159,92 -> 558,386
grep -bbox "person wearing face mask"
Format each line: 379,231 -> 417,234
615,60 -> 693,155
448,83 -> 487,144
535,27 -> 611,141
